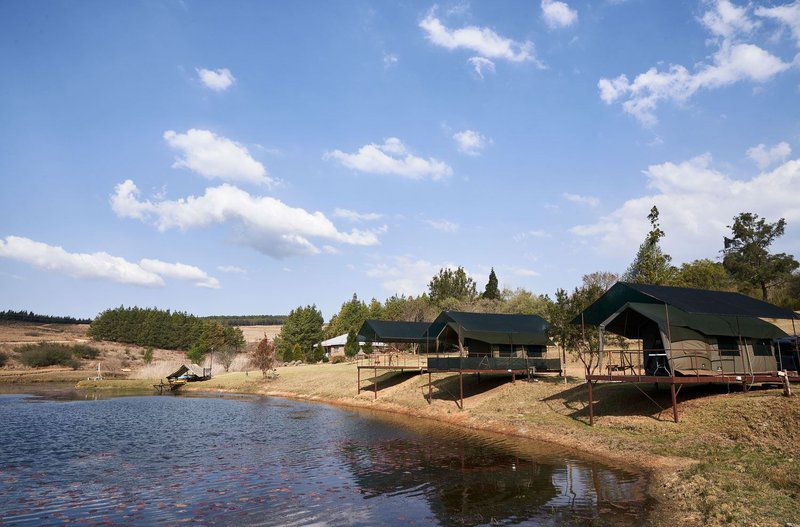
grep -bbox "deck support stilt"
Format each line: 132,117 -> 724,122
670,382 -> 679,423
357,367 -> 360,395
512,372 -> 516,384
459,370 -> 464,410
374,366 -> 377,400
428,371 -> 432,404
587,381 -> 594,426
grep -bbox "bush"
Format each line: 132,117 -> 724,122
322,354 -> 329,363
142,347 -> 154,365
0,351 -> 8,368
71,344 -> 100,360
15,343 -> 81,369
330,355 -> 348,364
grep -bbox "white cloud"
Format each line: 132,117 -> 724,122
419,12 -> 544,68
513,229 -> 551,242
453,129 -> 490,155
366,256 -> 451,295
598,0 -> 792,126
563,192 -> 600,206
541,0 -> 578,29
700,0 -> 756,39
139,259 -> 220,289
425,219 -> 460,232
333,208 -> 384,222
505,265 -> 540,277
756,1 -> 800,47
468,56 -> 496,78
324,138 -> 453,180
164,129 -> 272,186
197,68 -> 236,91
217,265 -> 247,274
570,153 -> 800,261
111,180 -> 381,259
0,235 -> 219,288
747,141 -> 792,169
383,53 -> 399,68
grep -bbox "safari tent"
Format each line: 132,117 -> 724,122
358,320 -> 437,351
576,282 -> 798,377
427,311 -> 560,373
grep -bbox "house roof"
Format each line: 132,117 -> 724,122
320,333 -> 386,347
358,320 -> 436,344
575,282 -> 798,327
433,311 -> 550,346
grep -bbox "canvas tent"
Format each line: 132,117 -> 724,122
575,282 -> 797,376
358,320 -> 437,351
428,311 -> 560,372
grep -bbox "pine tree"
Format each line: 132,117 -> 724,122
623,206 -> 677,285
482,268 -> 501,300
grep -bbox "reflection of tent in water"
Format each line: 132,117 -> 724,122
166,364 -> 210,381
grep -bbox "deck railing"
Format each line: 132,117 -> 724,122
356,352 -> 428,369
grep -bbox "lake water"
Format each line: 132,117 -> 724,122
0,387 -> 651,526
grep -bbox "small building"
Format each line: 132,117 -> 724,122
320,333 -> 385,357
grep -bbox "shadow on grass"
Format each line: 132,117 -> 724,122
360,370 -> 420,394
543,380 -> 757,424
424,372 -> 520,408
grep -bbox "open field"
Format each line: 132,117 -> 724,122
238,324 -> 282,343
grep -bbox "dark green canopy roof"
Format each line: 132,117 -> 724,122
574,282 -> 793,340
358,320 -> 436,344
432,311 -> 550,346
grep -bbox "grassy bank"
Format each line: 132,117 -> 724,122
164,362 -> 800,527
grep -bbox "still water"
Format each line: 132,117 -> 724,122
0,387 -> 651,526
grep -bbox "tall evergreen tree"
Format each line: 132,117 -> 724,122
722,212 -> 799,300
623,206 -> 677,285
482,268 -> 501,300
428,266 -> 477,305
274,305 -> 324,363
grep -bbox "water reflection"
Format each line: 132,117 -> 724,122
0,390 -> 649,526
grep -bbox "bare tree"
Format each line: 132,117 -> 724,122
251,336 -> 276,378
217,344 -> 238,372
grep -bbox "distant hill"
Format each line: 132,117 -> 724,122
202,315 -> 287,326
0,310 -> 92,325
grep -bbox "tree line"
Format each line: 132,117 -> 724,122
270,209 -> 799,363
202,314 -> 287,326
88,306 -> 244,353
0,310 -> 92,324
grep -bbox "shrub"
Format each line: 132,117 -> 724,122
331,355 -> 348,364
15,343 -> 80,369
71,344 -> 100,360
142,347 -> 154,365
322,354 -> 329,363
0,351 -> 8,367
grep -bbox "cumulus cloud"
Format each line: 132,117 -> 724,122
111,180 -> 382,258
570,153 -> 800,261
563,192 -> 600,206
756,1 -> 800,47
419,12 -> 544,68
0,235 -> 219,288
453,129 -> 490,155
700,0 -> 756,39
598,1 -> 792,126
747,141 -> 792,169
197,68 -> 236,91
333,208 -> 384,222
468,56 -> 496,78
425,219 -> 459,232
324,138 -> 453,180
541,0 -> 578,29
383,53 -> 399,69
366,256 -> 454,295
164,129 -> 272,186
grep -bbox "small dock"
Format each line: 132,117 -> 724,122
153,379 -> 187,394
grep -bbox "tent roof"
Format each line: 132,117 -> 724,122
613,302 -> 788,340
575,282 -> 799,326
320,333 -> 387,347
358,320 -> 435,344
433,311 -> 550,346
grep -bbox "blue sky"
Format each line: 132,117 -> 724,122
1,0 -> 799,319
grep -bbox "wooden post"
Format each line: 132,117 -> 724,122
428,371 -> 432,403
459,370 -> 464,410
357,367 -> 360,394
512,371 -> 516,384
670,382 -> 679,423
587,381 -> 594,426
374,365 -> 377,399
